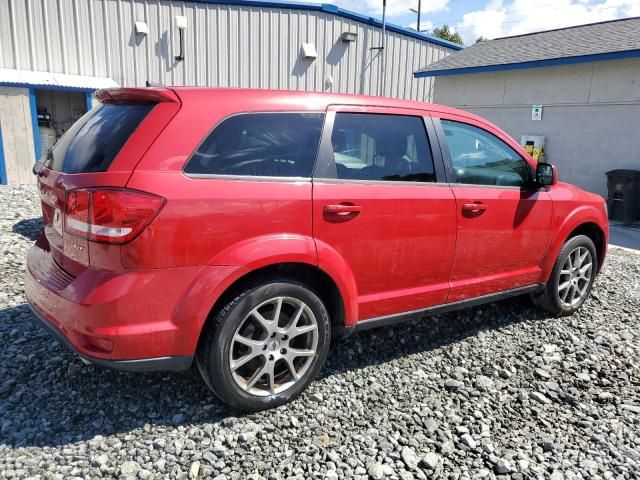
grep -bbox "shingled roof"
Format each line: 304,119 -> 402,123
414,16 -> 640,78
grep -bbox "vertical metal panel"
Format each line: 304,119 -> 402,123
0,0 -> 454,101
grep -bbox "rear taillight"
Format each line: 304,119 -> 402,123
64,188 -> 165,244
65,190 -> 91,238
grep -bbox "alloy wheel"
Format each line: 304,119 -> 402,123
229,296 -> 319,396
557,246 -> 593,308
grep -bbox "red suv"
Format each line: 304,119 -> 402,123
26,88 -> 608,410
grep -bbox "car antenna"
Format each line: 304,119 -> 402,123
145,80 -> 166,87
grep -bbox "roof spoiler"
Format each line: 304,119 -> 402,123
96,87 -> 180,104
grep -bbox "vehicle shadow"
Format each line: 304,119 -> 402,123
0,297 -> 549,448
11,217 -> 43,241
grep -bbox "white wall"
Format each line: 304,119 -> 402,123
434,58 -> 640,197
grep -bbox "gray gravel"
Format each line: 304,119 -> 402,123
1,184 -> 640,479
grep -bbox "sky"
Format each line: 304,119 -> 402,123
293,0 -> 640,45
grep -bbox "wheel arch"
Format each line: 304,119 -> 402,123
195,262 -> 350,354
565,222 -> 606,273
542,209 -> 607,280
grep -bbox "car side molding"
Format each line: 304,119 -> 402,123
344,283 -> 545,336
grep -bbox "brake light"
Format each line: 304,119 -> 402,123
64,189 -> 165,244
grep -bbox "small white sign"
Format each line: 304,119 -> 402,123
532,105 -> 543,121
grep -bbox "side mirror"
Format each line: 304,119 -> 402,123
536,162 -> 557,186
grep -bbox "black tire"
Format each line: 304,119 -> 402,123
532,235 -> 597,316
196,279 -> 331,411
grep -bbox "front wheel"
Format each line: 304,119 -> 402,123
532,235 -> 597,316
196,280 -> 331,411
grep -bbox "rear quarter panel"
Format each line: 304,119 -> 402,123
123,89 -> 318,270
123,175 -> 314,269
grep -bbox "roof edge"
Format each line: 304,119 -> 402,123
491,15 -> 640,42
188,0 -> 464,50
0,69 -> 119,90
414,48 -> 640,78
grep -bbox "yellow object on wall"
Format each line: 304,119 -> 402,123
520,135 -> 545,163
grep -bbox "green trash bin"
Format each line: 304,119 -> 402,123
606,169 -> 640,225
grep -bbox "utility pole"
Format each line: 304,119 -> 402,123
371,0 -> 387,96
380,0 -> 386,96
410,0 -> 422,31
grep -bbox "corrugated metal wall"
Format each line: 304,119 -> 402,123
0,0 -> 453,101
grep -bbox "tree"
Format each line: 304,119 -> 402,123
431,25 -> 463,45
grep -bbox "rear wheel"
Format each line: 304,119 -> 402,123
197,280 -> 331,411
532,235 -> 597,316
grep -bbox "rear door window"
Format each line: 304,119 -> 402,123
327,113 -> 436,182
184,112 -> 325,178
46,103 -> 155,173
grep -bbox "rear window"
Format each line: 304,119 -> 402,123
45,103 -> 154,173
184,112 -> 325,178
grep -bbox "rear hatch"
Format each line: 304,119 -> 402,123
35,88 -> 180,275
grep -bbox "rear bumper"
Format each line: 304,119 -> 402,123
29,301 -> 192,372
24,238 -> 230,371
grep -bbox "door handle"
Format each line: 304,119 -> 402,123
323,204 -> 362,215
462,202 -> 487,214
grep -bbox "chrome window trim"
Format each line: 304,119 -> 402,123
312,179 -> 531,190
450,182 -> 525,190
312,177 -> 447,187
184,173 -> 311,183
185,176 -> 528,189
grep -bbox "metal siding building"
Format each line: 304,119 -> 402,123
0,0 -> 461,185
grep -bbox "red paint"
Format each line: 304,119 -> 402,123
25,88 -> 609,364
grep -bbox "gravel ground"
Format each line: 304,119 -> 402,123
1,184 -> 639,480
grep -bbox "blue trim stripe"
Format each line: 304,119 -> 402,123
84,92 -> 93,112
414,48 -> 640,78
29,88 -> 41,162
189,0 -> 464,50
0,124 -> 6,185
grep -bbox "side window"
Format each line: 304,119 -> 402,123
184,113 -> 324,177
329,113 -> 436,182
440,120 -> 530,187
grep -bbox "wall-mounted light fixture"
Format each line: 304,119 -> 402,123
175,15 -> 187,61
134,21 -> 149,36
341,32 -> 357,42
301,43 -> 318,59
